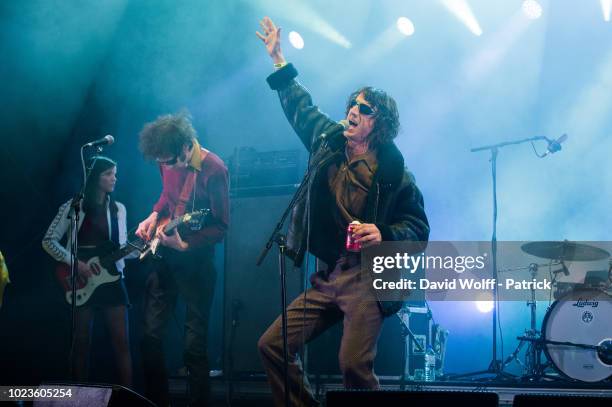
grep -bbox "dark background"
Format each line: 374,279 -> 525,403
0,0 -> 266,389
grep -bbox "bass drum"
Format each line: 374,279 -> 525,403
542,288 -> 612,382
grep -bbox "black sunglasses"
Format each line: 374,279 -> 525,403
349,99 -> 376,116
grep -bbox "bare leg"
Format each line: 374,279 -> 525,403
103,305 -> 133,388
71,307 -> 94,382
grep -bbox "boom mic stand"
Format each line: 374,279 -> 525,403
450,136 -> 550,382
256,138 -> 329,407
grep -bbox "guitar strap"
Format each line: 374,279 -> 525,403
110,200 -> 120,245
174,169 -> 198,218
174,147 -> 208,218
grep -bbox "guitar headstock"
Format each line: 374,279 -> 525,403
182,208 -> 210,231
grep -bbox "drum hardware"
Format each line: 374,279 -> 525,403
497,261 -> 561,274
521,241 -> 611,262
584,267 -> 612,289
517,337 -> 612,368
501,263 -> 544,378
498,260 -> 564,297
550,260 -> 569,276
553,282 -> 583,300
460,136 -> 570,382
477,260 -> 560,380
607,260 -> 612,295
501,244 -> 612,383
598,339 -> 612,365
517,243 -> 612,383
540,288 -> 612,382
552,267 -> 611,299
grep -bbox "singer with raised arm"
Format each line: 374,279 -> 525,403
135,111 -> 229,407
256,16 -> 430,407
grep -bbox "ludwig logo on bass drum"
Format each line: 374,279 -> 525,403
572,298 -> 599,308
581,311 -> 594,323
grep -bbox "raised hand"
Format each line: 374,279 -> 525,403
256,16 -> 285,65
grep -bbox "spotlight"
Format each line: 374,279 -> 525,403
288,31 -> 304,49
441,0 -> 483,36
602,0 -> 611,22
475,300 -> 494,313
522,0 -> 543,20
396,17 -> 415,36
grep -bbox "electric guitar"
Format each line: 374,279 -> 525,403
138,208 -> 210,260
56,209 -> 210,306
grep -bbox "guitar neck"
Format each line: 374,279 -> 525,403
104,241 -> 142,264
162,210 -> 208,234
163,216 -> 184,234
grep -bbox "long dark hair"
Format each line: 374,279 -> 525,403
83,156 -> 118,214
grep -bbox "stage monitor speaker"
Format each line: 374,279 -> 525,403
33,383 -> 154,407
513,394 -> 611,407
224,191 -> 305,374
327,390 -> 498,406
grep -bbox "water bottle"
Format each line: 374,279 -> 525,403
424,346 -> 436,382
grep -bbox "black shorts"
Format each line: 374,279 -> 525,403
80,278 -> 130,308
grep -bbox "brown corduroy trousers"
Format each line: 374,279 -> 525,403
258,256 -> 384,407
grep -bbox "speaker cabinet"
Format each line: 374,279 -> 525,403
223,192 -> 305,374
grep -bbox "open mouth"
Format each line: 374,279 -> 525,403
348,119 -> 358,127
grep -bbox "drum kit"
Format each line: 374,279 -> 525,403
501,241 -> 612,383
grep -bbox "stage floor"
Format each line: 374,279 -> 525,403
168,374 -> 612,406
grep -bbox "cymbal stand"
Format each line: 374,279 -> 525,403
525,263 -> 540,376
502,263 -> 540,377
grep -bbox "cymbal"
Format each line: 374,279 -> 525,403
521,241 -> 610,262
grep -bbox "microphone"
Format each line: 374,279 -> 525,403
84,135 -> 114,148
551,263 -> 570,276
544,134 -> 567,156
319,119 -> 349,140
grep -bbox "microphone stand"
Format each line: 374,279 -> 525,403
449,135 -> 548,382
67,147 -> 102,380
256,136 -> 331,407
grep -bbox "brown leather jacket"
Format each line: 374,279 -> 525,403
267,64 -> 430,315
